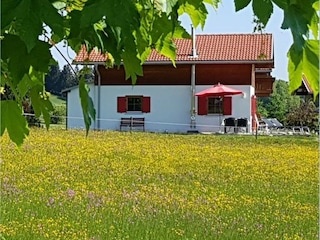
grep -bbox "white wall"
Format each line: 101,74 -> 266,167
66,83 -> 96,130
66,84 -> 254,133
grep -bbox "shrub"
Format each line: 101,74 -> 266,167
286,100 -> 318,130
50,105 -> 66,124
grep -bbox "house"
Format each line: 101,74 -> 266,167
294,75 -> 314,98
64,33 -> 275,133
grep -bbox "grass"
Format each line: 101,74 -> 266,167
0,129 -> 318,239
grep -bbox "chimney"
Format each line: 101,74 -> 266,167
191,25 -> 198,58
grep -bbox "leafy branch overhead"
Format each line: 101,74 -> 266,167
235,0 -> 319,97
1,0 -> 319,146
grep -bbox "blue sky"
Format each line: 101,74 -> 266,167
51,1 -> 292,80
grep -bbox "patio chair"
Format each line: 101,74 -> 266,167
236,118 -> 248,133
224,117 -> 236,133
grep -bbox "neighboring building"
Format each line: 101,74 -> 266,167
294,75 -> 314,96
64,33 -> 275,133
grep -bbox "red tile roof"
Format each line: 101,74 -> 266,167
74,33 -> 273,63
74,46 -> 109,62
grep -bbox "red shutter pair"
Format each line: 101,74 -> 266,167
197,96 -> 232,115
117,96 -> 151,113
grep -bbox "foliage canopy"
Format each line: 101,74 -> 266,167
1,0 -> 319,145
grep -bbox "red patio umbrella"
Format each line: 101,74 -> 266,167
195,83 -> 243,132
195,83 -> 243,97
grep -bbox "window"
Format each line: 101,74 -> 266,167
127,96 -> 142,111
207,97 -> 222,114
117,96 -> 150,113
197,96 -> 232,115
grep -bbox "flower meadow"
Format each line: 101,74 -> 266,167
0,129 -> 318,240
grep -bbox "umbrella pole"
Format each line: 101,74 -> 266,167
219,97 -> 222,133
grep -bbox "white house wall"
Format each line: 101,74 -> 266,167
66,84 -> 253,133
66,83 -> 96,130
97,85 -> 191,132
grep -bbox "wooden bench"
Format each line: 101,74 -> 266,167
120,117 -> 145,131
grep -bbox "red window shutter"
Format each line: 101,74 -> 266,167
223,96 -> 232,115
197,96 -> 207,115
142,96 -> 150,113
117,97 -> 127,113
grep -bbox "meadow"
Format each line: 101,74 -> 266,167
0,129 -> 318,240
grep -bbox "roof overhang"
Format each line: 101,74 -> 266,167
73,60 -> 274,66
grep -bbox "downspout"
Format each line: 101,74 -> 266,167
251,64 -> 255,133
190,64 -> 196,129
190,25 -> 197,129
65,91 -> 68,130
95,64 -> 101,130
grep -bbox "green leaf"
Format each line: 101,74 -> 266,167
313,1 -> 319,11
122,49 -> 143,84
288,45 -> 303,93
302,40 -> 319,97
1,0 -> 22,30
151,14 -> 178,61
1,100 -> 29,147
29,70 -> 54,129
79,77 -> 96,135
51,1 -> 66,10
178,1 -> 208,29
38,0 -> 65,38
234,0 -> 251,11
288,40 -> 319,97
172,25 -> 190,39
12,0 -> 43,52
281,1 -> 317,45
29,41 -> 52,73
17,74 -> 33,98
252,0 -> 273,26
80,0 -> 139,34
281,4 -> 309,32
308,9 -> 319,39
272,0 -> 288,9
79,0 -> 105,28
1,34 -> 30,85
166,0 -> 179,14
203,0 -> 220,8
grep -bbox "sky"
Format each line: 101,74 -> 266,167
51,1 -> 292,81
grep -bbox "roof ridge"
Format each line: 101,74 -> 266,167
195,33 -> 272,36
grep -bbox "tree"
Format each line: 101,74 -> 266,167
61,65 -> 78,89
257,98 -> 269,118
45,64 -> 78,95
1,0 -> 319,146
45,65 -> 62,95
264,80 -> 301,123
286,100 -> 318,131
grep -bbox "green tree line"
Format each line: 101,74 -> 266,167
258,80 -> 318,131
45,65 -> 78,96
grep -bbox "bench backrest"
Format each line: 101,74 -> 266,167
120,118 -> 144,126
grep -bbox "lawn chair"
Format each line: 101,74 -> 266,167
236,118 -> 248,133
224,118 -> 236,133
261,118 -> 284,134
